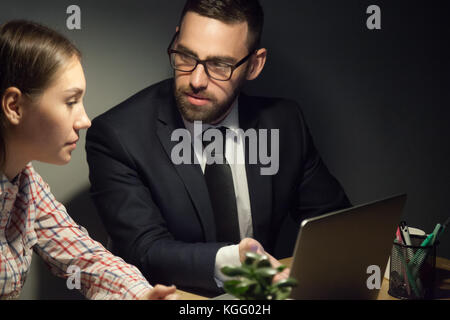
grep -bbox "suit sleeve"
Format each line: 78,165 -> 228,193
85,117 -> 224,293
292,104 -> 351,222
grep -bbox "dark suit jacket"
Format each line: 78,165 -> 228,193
86,78 -> 350,294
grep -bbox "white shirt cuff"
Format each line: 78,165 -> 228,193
214,244 -> 241,288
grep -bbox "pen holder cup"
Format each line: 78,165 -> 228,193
388,235 -> 438,299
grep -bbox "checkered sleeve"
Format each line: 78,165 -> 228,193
28,167 -> 152,300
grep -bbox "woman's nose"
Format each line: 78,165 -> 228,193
74,105 -> 91,130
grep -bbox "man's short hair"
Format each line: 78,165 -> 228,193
180,0 -> 264,52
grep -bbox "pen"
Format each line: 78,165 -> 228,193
406,232 -> 432,279
396,246 -> 420,297
403,219 -> 449,298
420,232 -> 434,247
395,226 -> 412,295
411,218 -> 449,284
396,227 -> 403,244
408,230 -> 437,279
400,221 -> 414,264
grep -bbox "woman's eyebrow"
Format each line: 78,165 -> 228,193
64,88 -> 84,96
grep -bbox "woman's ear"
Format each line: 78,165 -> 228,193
246,48 -> 267,81
1,87 -> 23,126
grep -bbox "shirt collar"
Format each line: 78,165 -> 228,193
0,170 -> 22,196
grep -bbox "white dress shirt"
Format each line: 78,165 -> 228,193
182,99 -> 253,286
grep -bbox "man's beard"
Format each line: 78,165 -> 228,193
174,81 -> 244,124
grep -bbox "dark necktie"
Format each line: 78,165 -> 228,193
203,126 -> 240,243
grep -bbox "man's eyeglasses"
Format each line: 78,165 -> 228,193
167,32 -> 255,81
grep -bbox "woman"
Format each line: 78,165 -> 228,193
0,20 -> 177,300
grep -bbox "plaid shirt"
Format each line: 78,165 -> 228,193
0,164 -> 152,299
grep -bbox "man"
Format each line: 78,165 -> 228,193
86,0 -> 350,295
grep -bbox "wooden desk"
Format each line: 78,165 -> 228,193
177,257 -> 450,300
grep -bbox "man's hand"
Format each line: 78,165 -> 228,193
139,284 -> 178,300
238,238 -> 290,283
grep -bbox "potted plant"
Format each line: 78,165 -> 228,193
221,252 -> 298,300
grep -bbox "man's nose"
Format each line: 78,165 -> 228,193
189,63 -> 208,91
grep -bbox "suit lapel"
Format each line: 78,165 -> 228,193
154,86 -> 273,244
156,86 -> 216,242
238,94 -> 273,245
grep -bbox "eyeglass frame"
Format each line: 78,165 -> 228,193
167,31 -> 257,81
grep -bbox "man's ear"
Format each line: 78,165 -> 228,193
176,26 -> 180,33
246,48 -> 267,81
1,87 -> 24,126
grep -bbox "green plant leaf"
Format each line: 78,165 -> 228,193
275,287 -> 292,300
221,266 -> 251,277
273,277 -> 298,289
222,251 -> 299,300
223,280 -> 239,292
232,279 -> 258,300
246,282 -> 264,300
237,278 -> 257,289
256,257 -> 271,268
224,280 -> 247,299
255,267 -> 278,279
276,265 -> 287,272
232,284 -> 250,296
243,252 -> 260,266
223,279 -> 240,289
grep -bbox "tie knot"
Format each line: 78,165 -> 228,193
202,126 -> 228,153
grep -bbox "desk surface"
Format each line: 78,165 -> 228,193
177,256 -> 450,300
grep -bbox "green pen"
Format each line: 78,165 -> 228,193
396,246 -> 421,297
421,232 -> 435,247
408,225 -> 441,278
408,232 -> 434,277
431,224 -> 441,245
406,219 -> 448,297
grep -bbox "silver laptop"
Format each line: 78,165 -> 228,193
289,194 -> 406,299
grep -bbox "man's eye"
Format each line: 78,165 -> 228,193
177,53 -> 195,62
209,61 -> 231,69
67,101 -> 78,106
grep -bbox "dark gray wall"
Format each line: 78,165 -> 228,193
1,0 -> 447,299
253,0 -> 449,258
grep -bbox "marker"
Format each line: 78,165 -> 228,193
431,224 -> 441,245
395,226 -> 411,295
396,227 -> 403,244
408,232 -> 435,279
396,248 -> 420,297
400,221 -> 412,246
420,233 -> 435,247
